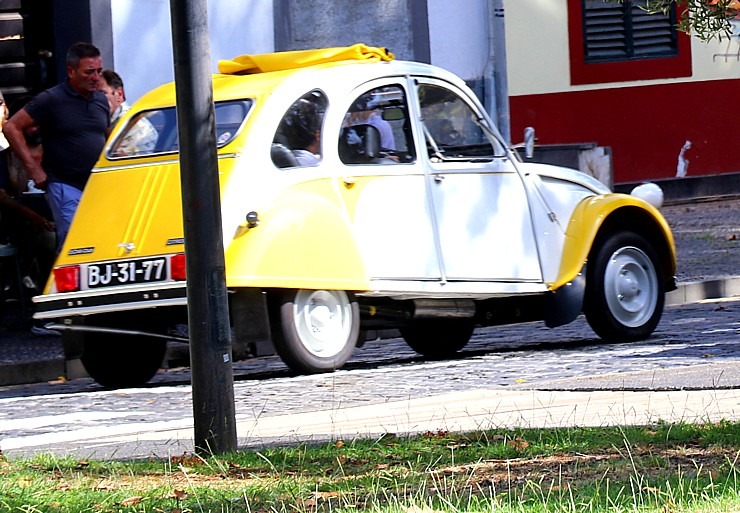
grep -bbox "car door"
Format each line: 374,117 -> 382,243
334,80 -> 441,282
413,78 -> 543,283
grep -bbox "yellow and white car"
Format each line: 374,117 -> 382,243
34,45 -> 676,387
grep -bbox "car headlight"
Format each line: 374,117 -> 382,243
631,182 -> 664,209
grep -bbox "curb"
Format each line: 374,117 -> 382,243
665,276 -> 740,306
0,358 -> 65,387
613,172 -> 740,203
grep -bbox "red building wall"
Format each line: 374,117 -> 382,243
510,78 -> 740,184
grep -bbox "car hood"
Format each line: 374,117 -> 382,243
516,161 -> 612,195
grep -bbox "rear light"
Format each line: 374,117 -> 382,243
54,266 -> 80,292
171,253 -> 187,281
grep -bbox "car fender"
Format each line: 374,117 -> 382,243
551,194 -> 676,291
224,180 -> 370,291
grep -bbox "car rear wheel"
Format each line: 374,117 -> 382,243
401,319 -> 475,358
81,333 -> 166,388
271,289 -> 360,373
584,231 -> 664,342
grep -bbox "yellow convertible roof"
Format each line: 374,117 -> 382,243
217,43 -> 395,75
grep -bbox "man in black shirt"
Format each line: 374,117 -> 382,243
4,42 -> 109,251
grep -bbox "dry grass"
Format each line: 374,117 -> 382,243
2,423 -> 739,512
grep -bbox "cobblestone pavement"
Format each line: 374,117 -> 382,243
2,298 -> 737,406
0,298 -> 738,459
662,197 -> 739,282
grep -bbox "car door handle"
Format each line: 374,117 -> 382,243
434,175 -> 445,183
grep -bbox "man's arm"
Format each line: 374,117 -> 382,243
4,109 -> 47,188
0,187 -> 55,232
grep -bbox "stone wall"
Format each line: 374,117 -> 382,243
274,0 -> 430,62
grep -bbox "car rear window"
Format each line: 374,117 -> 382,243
107,100 -> 252,158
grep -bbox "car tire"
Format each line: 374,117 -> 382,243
584,231 -> 664,342
81,333 -> 166,388
400,319 -> 475,358
271,289 -> 360,373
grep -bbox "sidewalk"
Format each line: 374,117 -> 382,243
1,195 -> 739,388
4,367 -> 740,459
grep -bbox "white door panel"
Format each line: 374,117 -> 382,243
350,175 -> 440,280
431,170 -> 542,281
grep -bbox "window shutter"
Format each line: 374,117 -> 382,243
583,0 -> 677,62
631,3 -> 677,57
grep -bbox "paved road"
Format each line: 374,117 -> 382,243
1,297 -> 738,459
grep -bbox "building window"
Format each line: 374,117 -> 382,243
568,0 -> 691,85
583,0 -> 678,62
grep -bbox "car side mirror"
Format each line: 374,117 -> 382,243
339,124 -> 381,164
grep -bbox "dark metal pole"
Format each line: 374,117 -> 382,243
169,0 -> 237,455
485,0 -> 511,145
493,0 -> 511,145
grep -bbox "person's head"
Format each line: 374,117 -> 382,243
349,92 -> 379,122
66,42 -> 103,97
281,98 -> 323,151
352,93 -> 376,112
100,69 -> 126,113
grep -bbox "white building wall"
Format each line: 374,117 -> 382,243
106,0 -> 740,104
691,23 -> 740,81
505,0 -> 571,96
427,0 -> 489,81
505,0 -> 740,96
110,0 -> 274,104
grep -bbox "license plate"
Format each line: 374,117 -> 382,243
87,258 -> 167,288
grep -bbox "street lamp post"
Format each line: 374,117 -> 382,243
169,0 -> 237,455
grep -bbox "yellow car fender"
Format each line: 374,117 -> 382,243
225,180 -> 369,291
552,194 -> 676,291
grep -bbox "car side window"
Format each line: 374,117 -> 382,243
418,84 -> 499,160
339,85 -> 415,165
272,90 -> 328,169
108,100 -> 251,158
108,111 -> 162,157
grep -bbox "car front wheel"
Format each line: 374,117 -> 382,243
271,289 -> 360,373
584,231 -> 664,342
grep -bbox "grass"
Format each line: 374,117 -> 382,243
1,421 -> 740,512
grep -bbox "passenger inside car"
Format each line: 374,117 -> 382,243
345,92 -> 396,151
272,90 -> 327,168
341,85 -> 415,164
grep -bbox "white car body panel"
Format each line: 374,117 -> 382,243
428,168 -> 542,281
351,172 -> 440,280
361,279 -> 549,299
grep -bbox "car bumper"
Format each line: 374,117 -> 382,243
33,282 -> 188,320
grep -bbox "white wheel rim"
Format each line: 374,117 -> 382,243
293,290 -> 353,358
603,246 -> 658,327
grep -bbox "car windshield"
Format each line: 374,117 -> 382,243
108,99 -> 252,158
